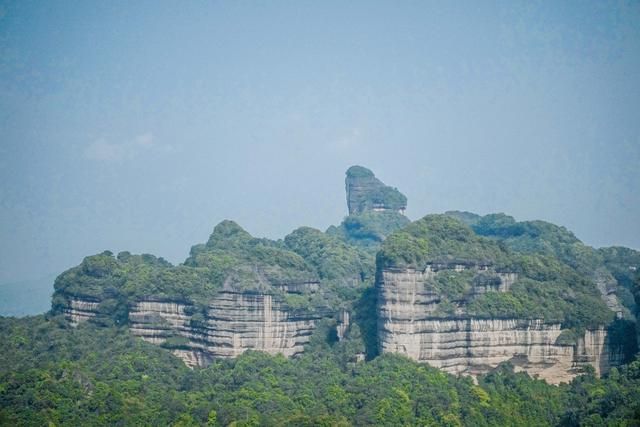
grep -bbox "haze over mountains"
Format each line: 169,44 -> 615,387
2,2 -> 640,424
2,165 -> 639,425
2,1 -> 639,288
42,166 -> 640,382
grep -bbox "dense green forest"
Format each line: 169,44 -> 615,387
2,314 -> 640,426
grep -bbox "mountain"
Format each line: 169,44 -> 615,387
344,165 -> 407,215
376,214 -> 635,383
1,166 -> 639,425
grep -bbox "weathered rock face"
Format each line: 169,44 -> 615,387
378,263 -> 519,317
65,290 -> 324,368
336,309 -> 350,341
64,297 -> 100,326
593,267 -> 624,317
345,166 -> 407,215
377,268 -> 623,384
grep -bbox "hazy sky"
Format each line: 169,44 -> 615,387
1,1 -> 639,284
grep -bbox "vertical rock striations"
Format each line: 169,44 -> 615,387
127,291 -> 323,367
63,297 -> 101,326
53,222 -> 334,368
377,267 -> 623,384
62,288 -> 325,368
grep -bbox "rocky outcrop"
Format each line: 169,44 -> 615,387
345,166 -> 407,215
64,290 -> 321,368
377,268 -> 623,384
593,267 -> 624,318
378,264 -> 519,317
64,297 -> 100,326
336,309 -> 350,341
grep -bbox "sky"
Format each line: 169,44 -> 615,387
1,0 -> 639,284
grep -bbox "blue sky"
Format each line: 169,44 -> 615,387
1,1 -> 639,283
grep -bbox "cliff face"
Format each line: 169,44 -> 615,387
54,221 -> 335,367
377,268 -> 623,384
345,166 -> 407,215
130,292 -> 322,367
65,290 -> 324,368
56,169 -> 636,382
63,297 -> 100,326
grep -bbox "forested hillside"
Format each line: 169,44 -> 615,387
2,314 -> 640,426
1,167 -> 639,425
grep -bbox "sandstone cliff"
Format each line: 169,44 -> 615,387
54,221 -> 335,367
63,286 -> 326,367
128,291 -> 323,367
377,266 -> 624,384
63,297 -> 100,326
55,168 -> 637,382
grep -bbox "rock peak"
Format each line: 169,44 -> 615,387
345,166 -> 407,215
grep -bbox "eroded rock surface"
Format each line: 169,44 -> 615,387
64,297 -> 100,326
64,290 -> 324,368
377,267 -> 623,384
129,292 -> 322,367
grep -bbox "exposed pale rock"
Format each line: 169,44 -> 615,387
272,281 -> 320,294
171,349 -> 212,367
64,298 -> 100,326
336,309 -> 350,341
127,292 -> 323,367
593,267 -> 623,317
377,268 -> 623,384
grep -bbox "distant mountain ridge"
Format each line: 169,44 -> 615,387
19,166 -> 638,381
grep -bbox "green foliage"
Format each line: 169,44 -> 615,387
52,251 -> 215,323
561,359 -> 640,425
329,211 -> 411,248
467,213 -> 640,307
432,270 -> 475,300
467,292 -> 527,318
52,221 -> 330,324
345,165 -> 407,213
444,210 -> 482,227
379,214 -> 615,329
607,319 -> 638,362
284,227 -> 366,282
555,329 -> 583,346
8,166 -> 640,425
2,315 -> 640,426
478,363 -> 568,426
369,185 -> 407,211
377,230 -> 430,268
599,246 -> 640,314
161,335 -> 192,350
378,214 -> 508,268
352,286 -> 379,360
185,220 -> 317,289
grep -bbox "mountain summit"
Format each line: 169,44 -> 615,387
345,166 -> 407,215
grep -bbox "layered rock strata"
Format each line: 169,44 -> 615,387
64,290 -> 324,367
64,297 -> 100,326
377,268 -> 623,384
